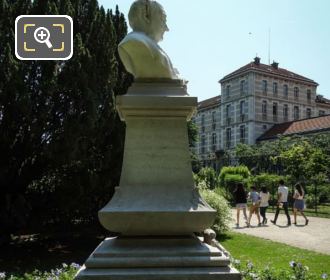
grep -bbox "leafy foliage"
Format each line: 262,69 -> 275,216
0,0 -> 132,237
198,181 -> 231,234
219,165 -> 251,192
232,259 -> 325,280
194,167 -> 218,189
234,134 -> 330,179
0,263 -> 79,280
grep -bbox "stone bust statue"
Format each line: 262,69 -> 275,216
118,0 -> 178,79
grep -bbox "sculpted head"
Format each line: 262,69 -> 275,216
128,0 -> 169,43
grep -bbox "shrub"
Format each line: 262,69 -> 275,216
304,194 -> 316,209
218,166 -> 251,202
306,184 -> 330,204
219,165 -> 251,187
0,263 -> 79,280
195,167 -> 219,189
198,183 -> 232,234
232,259 -> 327,280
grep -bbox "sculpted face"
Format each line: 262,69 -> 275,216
120,0 -> 178,79
128,1 -> 169,43
148,5 -> 169,42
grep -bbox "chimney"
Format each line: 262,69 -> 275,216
271,61 -> 279,69
254,56 -> 260,65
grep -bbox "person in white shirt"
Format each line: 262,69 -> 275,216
259,186 -> 270,224
271,179 -> 291,226
293,183 -> 309,225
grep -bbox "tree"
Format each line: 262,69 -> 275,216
0,0 -> 132,240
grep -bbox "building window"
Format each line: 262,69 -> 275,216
212,133 -> 217,151
262,80 -> 267,95
283,104 -> 288,121
319,110 -> 325,116
294,87 -> 299,100
240,80 -> 247,95
226,128 -> 231,148
239,125 -> 246,143
240,100 -> 245,121
294,106 -> 299,120
212,111 -> 216,130
307,89 -> 311,102
240,100 -> 245,115
226,85 -> 231,98
201,114 -> 205,132
201,135 -> 206,154
212,133 -> 217,145
226,104 -> 231,125
283,84 -> 288,99
306,108 -> 312,118
262,100 -> 267,120
273,102 -> 278,122
273,82 -> 278,95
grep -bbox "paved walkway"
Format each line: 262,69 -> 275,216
230,209 -> 330,255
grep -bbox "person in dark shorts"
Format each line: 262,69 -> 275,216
293,183 -> 309,225
233,183 -> 248,227
247,186 -> 261,227
259,186 -> 270,225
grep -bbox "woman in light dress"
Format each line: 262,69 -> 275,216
293,183 -> 309,225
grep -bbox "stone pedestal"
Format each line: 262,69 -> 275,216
76,235 -> 240,279
76,81 -> 240,279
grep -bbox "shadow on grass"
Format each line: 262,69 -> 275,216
0,224 -> 109,276
217,232 -> 233,242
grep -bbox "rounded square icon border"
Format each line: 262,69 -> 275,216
15,15 -> 73,61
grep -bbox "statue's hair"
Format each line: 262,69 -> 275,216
128,0 -> 162,32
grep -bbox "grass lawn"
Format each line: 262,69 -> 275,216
2,228 -> 329,278
219,231 -> 330,275
266,206 -> 330,218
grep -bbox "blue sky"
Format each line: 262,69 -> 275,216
100,0 -> 330,101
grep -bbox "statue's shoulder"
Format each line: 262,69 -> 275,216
119,32 -> 156,54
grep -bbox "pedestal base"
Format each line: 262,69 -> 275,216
99,94 -> 215,235
75,236 -> 241,280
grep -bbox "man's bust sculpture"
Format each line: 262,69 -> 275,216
118,0 -> 178,79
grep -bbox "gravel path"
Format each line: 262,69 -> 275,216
230,209 -> 330,255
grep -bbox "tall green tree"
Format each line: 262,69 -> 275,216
0,0 -> 131,240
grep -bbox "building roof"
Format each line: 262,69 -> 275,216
257,114 -> 330,141
219,59 -> 318,86
316,95 -> 330,107
198,95 -> 221,111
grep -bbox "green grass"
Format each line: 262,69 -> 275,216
265,206 -> 330,218
219,232 -> 330,275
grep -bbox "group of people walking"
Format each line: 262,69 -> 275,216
233,180 -> 309,227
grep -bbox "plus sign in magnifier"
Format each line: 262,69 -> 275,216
34,27 -> 53,48
15,15 -> 73,60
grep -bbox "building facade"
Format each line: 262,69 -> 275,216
193,57 -> 330,168
219,57 -> 329,149
192,96 -> 221,169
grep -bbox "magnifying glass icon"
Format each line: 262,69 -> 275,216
34,27 -> 53,48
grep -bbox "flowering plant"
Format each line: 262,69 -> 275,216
232,258 -> 328,280
0,263 -> 80,280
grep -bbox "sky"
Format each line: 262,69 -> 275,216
100,0 -> 330,101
